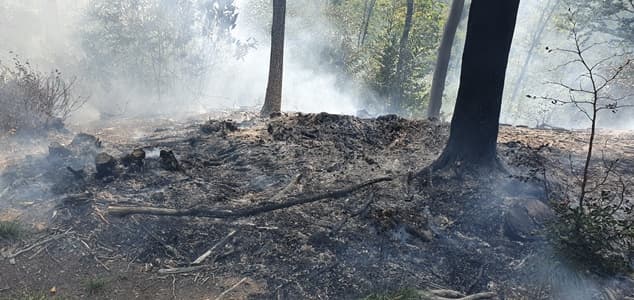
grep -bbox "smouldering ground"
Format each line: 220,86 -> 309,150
1,112 -> 633,299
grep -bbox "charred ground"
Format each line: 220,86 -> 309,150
1,112 -> 633,299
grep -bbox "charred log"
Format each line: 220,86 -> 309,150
95,152 -> 116,178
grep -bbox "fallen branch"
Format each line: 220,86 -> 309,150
192,229 -> 238,265
158,265 -> 209,275
6,230 -> 72,259
215,277 -> 248,300
108,177 -> 393,218
421,289 -> 496,300
270,174 -> 303,202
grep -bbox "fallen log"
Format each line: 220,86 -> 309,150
108,177 -> 393,218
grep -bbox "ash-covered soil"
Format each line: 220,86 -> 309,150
1,112 -> 633,299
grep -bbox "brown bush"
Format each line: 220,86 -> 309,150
0,56 -> 86,133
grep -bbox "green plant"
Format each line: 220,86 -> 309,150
533,10 -> 634,274
0,220 -> 24,240
83,277 -> 108,295
5,291 -> 70,300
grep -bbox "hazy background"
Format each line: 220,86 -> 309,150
0,0 -> 631,129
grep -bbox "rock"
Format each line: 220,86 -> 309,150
48,142 -> 72,159
95,152 -> 116,178
504,198 -> 554,241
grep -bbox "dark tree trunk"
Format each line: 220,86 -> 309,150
393,0 -> 414,114
430,0 -> 521,170
427,0 -> 465,120
358,0 -> 377,47
261,0 -> 286,117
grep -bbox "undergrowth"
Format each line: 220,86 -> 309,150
0,220 -> 24,240
0,55 -> 85,133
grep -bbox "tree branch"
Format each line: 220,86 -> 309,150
108,177 -> 394,218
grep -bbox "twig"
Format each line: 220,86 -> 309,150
171,275 -> 177,299
7,230 -> 72,259
215,277 -> 248,300
466,264 -> 485,294
77,237 -> 110,271
131,216 -> 183,259
192,230 -> 238,265
270,174 -> 302,202
330,191 -> 376,235
158,265 -> 209,275
108,177 -> 393,218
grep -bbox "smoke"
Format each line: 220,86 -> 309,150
500,0 -> 634,130
0,0 -> 365,125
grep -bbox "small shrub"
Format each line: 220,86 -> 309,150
0,220 -> 24,240
0,55 -> 85,133
83,277 -> 108,295
551,192 -> 633,274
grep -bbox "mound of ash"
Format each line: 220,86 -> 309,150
1,113 -> 632,299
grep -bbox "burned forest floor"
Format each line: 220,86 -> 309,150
1,111 -> 633,299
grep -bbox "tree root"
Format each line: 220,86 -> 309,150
108,177 -> 393,218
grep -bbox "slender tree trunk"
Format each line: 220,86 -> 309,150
427,0 -> 465,120
508,0 -> 559,115
393,0 -> 414,114
358,0 -> 377,47
261,0 -> 286,117
429,0 -> 521,171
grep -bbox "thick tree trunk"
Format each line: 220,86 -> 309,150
430,0 -> 520,171
427,0 -> 465,120
358,0 -> 377,47
261,0 -> 286,117
393,0 -> 414,114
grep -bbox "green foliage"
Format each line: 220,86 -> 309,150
83,277 -> 109,295
560,1 -> 633,44
0,220 -> 24,240
551,193 -> 634,274
5,292 -> 70,300
324,0 -> 446,115
81,0 -> 252,104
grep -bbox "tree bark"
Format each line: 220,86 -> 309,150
427,0 -> 465,120
261,0 -> 286,117
429,0 -> 521,171
393,0 -> 414,114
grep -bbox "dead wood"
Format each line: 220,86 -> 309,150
95,152 -> 116,178
158,265 -> 209,275
5,230 -> 72,259
423,289 -> 496,300
269,174 -> 303,202
215,277 -> 248,300
108,177 -> 393,218
192,229 -> 238,265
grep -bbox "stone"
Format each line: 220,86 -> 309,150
504,198 -> 554,241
